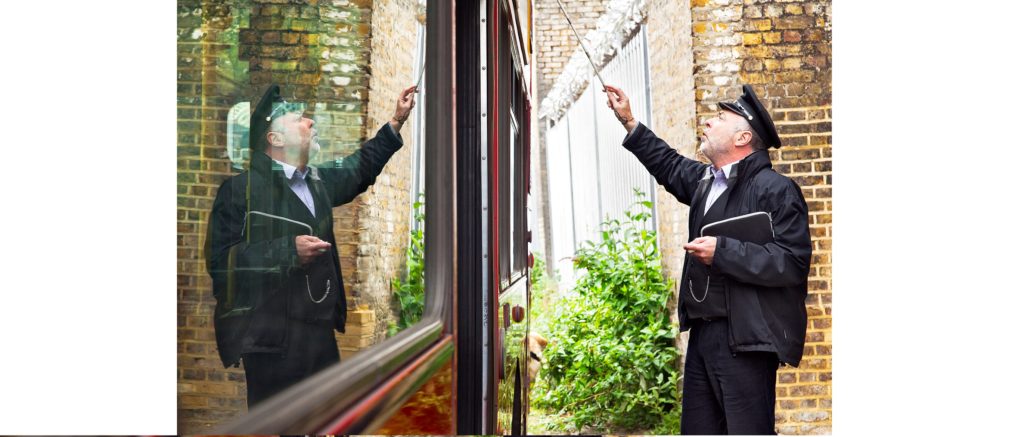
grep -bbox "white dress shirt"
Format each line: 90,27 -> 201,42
704,161 -> 737,214
274,159 -> 317,217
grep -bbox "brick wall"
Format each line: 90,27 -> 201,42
692,0 -> 745,122
739,0 -> 832,432
177,0 -> 419,432
696,0 -> 832,433
647,0 -> 833,433
533,0 -> 607,102
644,0 -> 698,383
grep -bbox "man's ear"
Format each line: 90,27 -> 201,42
266,131 -> 282,148
734,130 -> 753,148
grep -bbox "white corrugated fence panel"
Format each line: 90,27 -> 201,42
566,86 -> 602,247
544,118 -> 579,288
542,27 -> 656,289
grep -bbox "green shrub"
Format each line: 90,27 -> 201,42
388,195 -> 425,337
536,190 -> 679,431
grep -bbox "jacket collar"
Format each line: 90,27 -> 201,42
730,149 -> 773,182
249,150 -> 276,178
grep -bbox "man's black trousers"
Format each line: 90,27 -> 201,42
681,318 -> 779,435
242,318 -> 341,407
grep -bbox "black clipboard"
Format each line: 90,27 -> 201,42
700,211 -> 775,244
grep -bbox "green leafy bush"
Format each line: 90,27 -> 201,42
388,195 -> 425,337
536,191 -> 679,431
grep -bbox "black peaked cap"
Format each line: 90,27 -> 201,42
718,84 -> 782,149
250,84 -> 283,152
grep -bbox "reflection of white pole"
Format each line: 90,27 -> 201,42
243,210 -> 313,236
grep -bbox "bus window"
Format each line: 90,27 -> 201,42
177,0 -> 430,431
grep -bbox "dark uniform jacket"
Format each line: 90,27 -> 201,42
623,122 -> 812,366
205,123 -> 404,368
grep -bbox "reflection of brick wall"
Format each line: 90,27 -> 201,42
351,0 -> 421,346
177,1 -> 250,432
177,0 -> 418,432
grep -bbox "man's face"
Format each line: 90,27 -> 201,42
271,111 -> 320,158
698,110 -> 745,162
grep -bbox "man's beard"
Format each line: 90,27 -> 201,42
308,136 -> 321,159
698,139 -> 712,161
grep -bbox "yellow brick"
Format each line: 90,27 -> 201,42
713,22 -> 729,32
743,58 -> 763,71
347,309 -> 375,324
193,382 -> 236,396
742,33 -> 761,45
743,72 -> 769,84
338,334 -> 374,348
775,71 -> 814,83
785,5 -> 804,15
783,57 -> 802,70
752,19 -> 773,31
694,22 -> 708,34
270,60 -> 298,71
180,394 -> 209,408
343,323 -> 375,336
763,59 -> 781,71
763,32 -> 782,44
746,45 -> 771,58
691,0 -> 709,7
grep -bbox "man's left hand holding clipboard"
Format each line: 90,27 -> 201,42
295,234 -> 331,266
244,210 -> 331,267
243,209 -> 331,266
684,236 -> 717,266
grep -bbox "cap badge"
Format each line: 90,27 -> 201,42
735,100 -> 754,121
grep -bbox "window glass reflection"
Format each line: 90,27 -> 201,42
177,0 -> 428,431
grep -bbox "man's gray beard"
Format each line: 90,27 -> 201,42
309,138 -> 321,159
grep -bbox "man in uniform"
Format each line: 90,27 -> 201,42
205,83 -> 417,407
603,84 -> 812,434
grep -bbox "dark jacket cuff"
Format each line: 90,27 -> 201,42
622,122 -> 648,150
381,122 -> 404,147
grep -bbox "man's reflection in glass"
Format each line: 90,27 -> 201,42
205,83 -> 417,407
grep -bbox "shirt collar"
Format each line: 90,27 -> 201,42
272,159 -> 311,181
704,161 -> 738,180
719,161 -> 737,179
